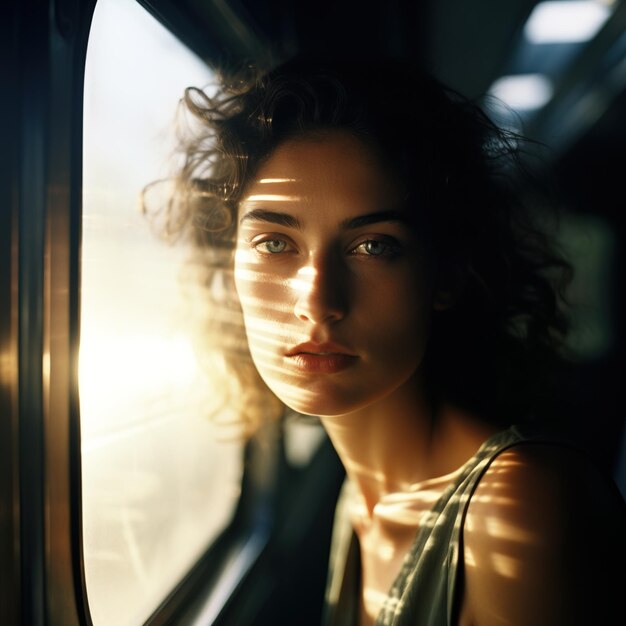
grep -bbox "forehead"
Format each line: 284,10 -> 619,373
242,131 -> 404,208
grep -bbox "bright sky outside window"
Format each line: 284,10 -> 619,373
81,1 -> 243,624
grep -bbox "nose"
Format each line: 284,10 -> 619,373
292,256 -> 348,324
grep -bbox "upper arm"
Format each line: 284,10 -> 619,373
462,443 -> 625,626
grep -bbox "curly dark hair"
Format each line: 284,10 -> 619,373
145,56 -> 572,430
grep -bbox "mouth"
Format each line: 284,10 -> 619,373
285,342 -> 358,373
285,341 -> 355,357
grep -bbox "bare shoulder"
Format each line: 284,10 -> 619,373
462,442 -> 625,626
469,443 -> 624,522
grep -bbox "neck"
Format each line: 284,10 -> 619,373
320,372 -> 498,517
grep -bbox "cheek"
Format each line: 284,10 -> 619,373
366,303 -> 431,375
236,275 -> 286,317
352,291 -> 432,410
234,252 -> 293,344
358,267 -> 433,353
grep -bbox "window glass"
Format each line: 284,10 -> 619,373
283,417 -> 327,468
558,212 -> 615,359
81,1 -> 243,624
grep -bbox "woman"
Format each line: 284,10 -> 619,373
150,57 -> 624,625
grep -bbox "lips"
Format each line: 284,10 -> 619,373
286,341 -> 353,357
286,341 -> 358,374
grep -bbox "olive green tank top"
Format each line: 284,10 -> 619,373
322,424 -> 555,626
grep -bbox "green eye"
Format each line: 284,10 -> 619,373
361,241 -> 386,255
353,240 -> 399,257
256,239 -> 287,254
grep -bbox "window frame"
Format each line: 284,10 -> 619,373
4,1 -> 285,624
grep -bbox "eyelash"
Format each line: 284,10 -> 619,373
250,235 -> 402,260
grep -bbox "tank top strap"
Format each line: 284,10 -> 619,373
378,423 -> 557,626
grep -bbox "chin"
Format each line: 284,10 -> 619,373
268,386 -> 343,417
265,379 -> 385,418
260,378 -> 348,417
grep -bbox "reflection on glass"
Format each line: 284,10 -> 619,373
81,1 -> 243,624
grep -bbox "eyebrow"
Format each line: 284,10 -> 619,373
239,209 -> 303,229
340,210 -> 411,230
239,208 -> 410,230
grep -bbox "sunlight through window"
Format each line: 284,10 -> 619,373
81,1 -> 243,624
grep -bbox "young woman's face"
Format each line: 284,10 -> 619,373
234,131 -> 434,417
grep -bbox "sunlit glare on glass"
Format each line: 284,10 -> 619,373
524,1 -> 613,44
245,194 -> 301,202
79,333 -> 198,427
259,178 -> 297,184
488,74 -> 554,110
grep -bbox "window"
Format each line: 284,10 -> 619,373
81,1 -> 243,623
558,212 -> 615,360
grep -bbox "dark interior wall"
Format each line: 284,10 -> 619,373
555,90 -> 626,474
